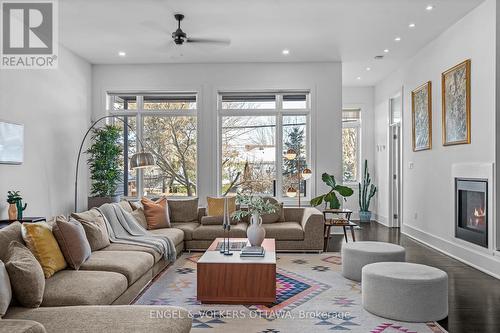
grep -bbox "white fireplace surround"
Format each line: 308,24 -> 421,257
451,163 -> 495,252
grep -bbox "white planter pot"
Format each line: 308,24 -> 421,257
247,213 -> 266,246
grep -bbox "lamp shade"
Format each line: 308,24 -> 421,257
130,152 -> 155,169
286,187 -> 297,198
284,149 -> 297,160
302,168 -> 312,180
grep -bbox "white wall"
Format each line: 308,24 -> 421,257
0,46 -> 92,219
92,62 -> 342,205
342,86 -> 375,219
375,0 -> 500,276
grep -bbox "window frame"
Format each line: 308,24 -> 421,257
107,92 -> 198,199
217,91 -> 311,201
342,108 -> 362,186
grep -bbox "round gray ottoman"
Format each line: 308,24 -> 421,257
362,262 -> 448,322
341,241 -> 405,281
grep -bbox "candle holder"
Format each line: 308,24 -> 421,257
220,197 -> 233,256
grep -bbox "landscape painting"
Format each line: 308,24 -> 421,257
412,81 -> 432,151
442,59 -> 471,145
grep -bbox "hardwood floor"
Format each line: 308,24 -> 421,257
325,221 -> 500,333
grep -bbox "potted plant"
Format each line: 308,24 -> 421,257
86,125 -> 123,209
310,173 -> 354,209
7,190 -> 26,220
359,160 -> 377,222
233,193 -> 278,247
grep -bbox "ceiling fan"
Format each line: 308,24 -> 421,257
171,14 -> 230,46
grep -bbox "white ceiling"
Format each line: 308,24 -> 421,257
60,0 -> 484,86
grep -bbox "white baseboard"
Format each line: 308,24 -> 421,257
373,213 -> 389,227
402,224 -> 500,279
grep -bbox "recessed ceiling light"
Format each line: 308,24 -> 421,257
409,23 -> 416,28
384,49 -> 389,53
356,76 -> 361,80
394,37 -> 401,42
282,49 -> 290,55
118,51 -> 126,57
426,5 -> 434,11
366,67 -> 371,71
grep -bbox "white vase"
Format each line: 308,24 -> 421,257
247,213 -> 265,246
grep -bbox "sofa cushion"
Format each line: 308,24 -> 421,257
261,197 -> 285,223
79,251 -> 153,285
100,243 -> 162,263
131,207 -> 148,229
148,228 -> 184,246
0,260 -> 12,317
71,210 -> 110,251
0,222 -> 23,262
168,198 -> 199,222
170,222 -> 199,241
200,215 -> 238,226
5,305 -> 192,333
42,270 -> 127,306
263,222 -> 304,240
21,223 -> 67,278
5,241 -> 45,308
142,197 -> 171,229
193,222 -> 247,240
118,200 -> 133,213
52,217 -> 91,270
0,319 -> 46,333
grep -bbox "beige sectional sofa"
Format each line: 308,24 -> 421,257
0,198 -> 324,333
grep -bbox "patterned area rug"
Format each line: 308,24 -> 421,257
134,253 -> 447,333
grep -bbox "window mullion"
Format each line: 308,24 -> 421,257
136,95 -> 144,199
276,95 -> 283,200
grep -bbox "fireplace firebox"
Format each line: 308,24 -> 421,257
455,178 -> 488,248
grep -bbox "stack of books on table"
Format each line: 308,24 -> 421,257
240,246 -> 265,257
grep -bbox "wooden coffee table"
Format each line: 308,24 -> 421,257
197,238 -> 276,304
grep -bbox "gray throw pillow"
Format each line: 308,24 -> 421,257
0,260 -> 12,317
5,241 -> 45,308
52,217 -> 91,270
261,197 -> 285,223
0,222 -> 23,262
168,198 -> 199,222
131,207 -> 148,229
71,209 -> 110,251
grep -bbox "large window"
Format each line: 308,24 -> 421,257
342,108 -> 361,183
108,93 -> 197,197
219,92 -> 310,199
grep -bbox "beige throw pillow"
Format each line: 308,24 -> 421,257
131,207 -> 148,229
71,210 -> 110,251
0,260 -> 12,317
5,241 -> 45,308
261,197 -> 285,224
52,217 -> 91,270
0,222 -> 23,262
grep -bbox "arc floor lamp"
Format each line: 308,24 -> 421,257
74,115 -> 155,212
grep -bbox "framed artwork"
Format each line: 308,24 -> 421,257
0,121 -> 24,164
441,59 -> 471,146
411,81 -> 432,151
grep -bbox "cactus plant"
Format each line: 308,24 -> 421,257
358,160 -> 377,215
7,190 -> 27,220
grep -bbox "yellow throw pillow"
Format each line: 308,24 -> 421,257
207,196 -> 236,217
21,222 -> 67,278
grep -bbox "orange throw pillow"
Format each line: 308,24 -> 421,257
141,197 -> 170,230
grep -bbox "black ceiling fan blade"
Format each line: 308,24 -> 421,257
186,38 -> 231,45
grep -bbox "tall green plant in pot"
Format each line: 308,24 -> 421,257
310,173 -> 354,209
359,160 -> 377,221
86,125 -> 123,209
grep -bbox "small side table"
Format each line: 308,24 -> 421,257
0,217 -> 46,229
323,209 -> 356,251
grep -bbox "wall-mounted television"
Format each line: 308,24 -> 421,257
0,121 -> 24,164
